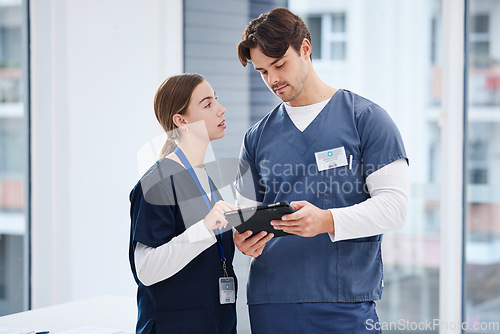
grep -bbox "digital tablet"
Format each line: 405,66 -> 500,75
224,201 -> 294,238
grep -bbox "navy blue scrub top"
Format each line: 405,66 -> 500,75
129,158 -> 236,334
236,89 -> 408,304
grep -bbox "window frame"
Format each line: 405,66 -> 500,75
22,0 -> 31,311
306,12 -> 348,63
439,0 -> 466,332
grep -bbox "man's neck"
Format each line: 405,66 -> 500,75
287,69 -> 337,107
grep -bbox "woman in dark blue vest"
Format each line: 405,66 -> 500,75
129,74 -> 238,333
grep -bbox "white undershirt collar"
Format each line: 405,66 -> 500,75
284,99 -> 330,132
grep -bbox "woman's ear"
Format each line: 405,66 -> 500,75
172,114 -> 186,129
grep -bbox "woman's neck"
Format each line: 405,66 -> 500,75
176,137 -> 209,168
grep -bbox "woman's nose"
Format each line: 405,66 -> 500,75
216,102 -> 226,116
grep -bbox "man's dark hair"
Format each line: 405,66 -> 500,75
237,8 -> 311,67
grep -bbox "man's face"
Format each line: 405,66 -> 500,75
250,41 -> 309,105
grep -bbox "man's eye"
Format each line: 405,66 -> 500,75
276,63 -> 284,69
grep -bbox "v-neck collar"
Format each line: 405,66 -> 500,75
277,89 -> 342,153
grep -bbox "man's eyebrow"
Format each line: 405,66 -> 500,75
254,57 -> 283,71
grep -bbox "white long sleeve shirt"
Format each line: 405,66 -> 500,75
328,158 -> 409,241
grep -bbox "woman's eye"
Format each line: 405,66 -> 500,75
205,103 -> 211,108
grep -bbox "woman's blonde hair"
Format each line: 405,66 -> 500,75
154,73 -> 204,159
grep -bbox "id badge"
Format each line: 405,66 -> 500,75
219,277 -> 235,304
314,146 -> 348,172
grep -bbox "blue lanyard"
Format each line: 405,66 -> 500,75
174,147 -> 226,262
174,147 -> 217,210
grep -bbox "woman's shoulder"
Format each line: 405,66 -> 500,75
130,158 -> 185,204
142,157 -> 184,181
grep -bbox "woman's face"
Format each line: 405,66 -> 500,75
184,80 -> 226,142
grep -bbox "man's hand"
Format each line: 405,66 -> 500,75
234,230 -> 274,258
271,201 -> 334,237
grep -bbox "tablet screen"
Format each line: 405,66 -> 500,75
224,201 -> 294,238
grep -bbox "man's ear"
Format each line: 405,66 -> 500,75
301,38 -> 312,59
172,114 -> 187,128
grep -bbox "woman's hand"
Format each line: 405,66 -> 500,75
203,201 -> 239,231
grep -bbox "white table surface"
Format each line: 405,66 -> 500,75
0,295 -> 136,333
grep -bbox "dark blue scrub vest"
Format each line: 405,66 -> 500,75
129,158 -> 236,334
236,89 -> 407,305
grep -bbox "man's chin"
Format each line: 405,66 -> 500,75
277,95 -> 294,103
273,91 -> 289,101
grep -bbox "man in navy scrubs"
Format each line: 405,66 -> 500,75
233,8 -> 409,333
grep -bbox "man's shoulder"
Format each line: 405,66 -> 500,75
338,89 -> 386,119
338,88 -> 376,109
244,103 -> 283,141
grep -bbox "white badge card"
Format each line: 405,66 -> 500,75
314,146 -> 348,172
219,277 -> 236,304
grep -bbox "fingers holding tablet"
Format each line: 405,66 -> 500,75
234,230 -> 274,258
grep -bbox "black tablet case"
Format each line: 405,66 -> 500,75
224,201 -> 293,238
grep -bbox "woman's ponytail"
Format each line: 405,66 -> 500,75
153,73 -> 204,161
158,135 -> 178,160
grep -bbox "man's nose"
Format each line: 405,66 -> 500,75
267,71 -> 279,86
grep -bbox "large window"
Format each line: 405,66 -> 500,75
465,0 -> 500,330
0,0 -> 28,315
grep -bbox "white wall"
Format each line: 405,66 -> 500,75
30,0 -> 182,308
